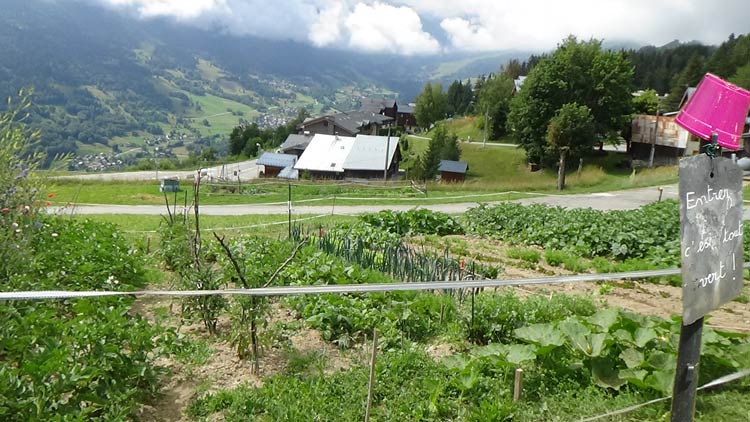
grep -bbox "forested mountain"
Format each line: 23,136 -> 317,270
626,35 -> 750,110
0,0 -> 525,164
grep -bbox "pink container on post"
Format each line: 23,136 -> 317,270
675,73 -> 750,150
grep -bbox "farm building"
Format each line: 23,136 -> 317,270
278,134 -> 313,157
297,111 -> 393,137
438,160 -> 468,183
293,134 -> 400,180
257,152 -> 297,178
342,135 -> 401,179
293,134 -> 356,179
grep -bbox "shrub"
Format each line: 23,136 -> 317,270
506,247 -> 541,263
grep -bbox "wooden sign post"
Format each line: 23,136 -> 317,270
672,153 -> 743,421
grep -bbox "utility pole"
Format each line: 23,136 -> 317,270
384,125 -> 391,182
649,105 -> 659,168
483,105 -> 489,148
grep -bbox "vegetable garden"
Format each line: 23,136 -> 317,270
2,100 -> 749,421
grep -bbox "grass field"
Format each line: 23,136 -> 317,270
48,143 -> 678,206
187,93 -> 260,136
424,115 -> 514,143
80,214 -> 356,239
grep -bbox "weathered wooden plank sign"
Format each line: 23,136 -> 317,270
679,154 -> 743,325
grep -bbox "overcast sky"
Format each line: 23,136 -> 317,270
95,0 -> 750,55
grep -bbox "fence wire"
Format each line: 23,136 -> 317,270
0,266 -> 690,301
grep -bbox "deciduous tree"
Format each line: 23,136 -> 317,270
546,103 -> 595,190
507,36 -> 633,167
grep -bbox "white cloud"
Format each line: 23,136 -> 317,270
402,0 -> 750,52
102,0 -> 225,20
439,17 -> 495,51
309,2 -> 345,47
345,2 -> 440,55
91,0 -> 750,54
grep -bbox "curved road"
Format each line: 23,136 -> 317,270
55,160 -> 260,182
53,185 -> 689,216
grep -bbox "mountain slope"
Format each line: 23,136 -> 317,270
1,0 -> 531,163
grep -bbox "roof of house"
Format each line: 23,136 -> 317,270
299,111 -> 394,135
278,165 -> 299,179
279,134 -> 313,152
438,160 -> 469,174
257,152 -> 297,168
359,97 -> 397,113
342,135 -> 400,171
398,103 -> 414,114
514,76 -> 527,92
294,134 -> 356,173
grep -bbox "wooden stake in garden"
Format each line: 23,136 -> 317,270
365,328 -> 378,422
672,150 -> 743,422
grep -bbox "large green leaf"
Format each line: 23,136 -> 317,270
732,343 -> 750,368
472,343 -> 506,358
645,370 -> 674,394
620,348 -> 645,369
587,308 -> 620,332
634,327 -> 657,348
442,355 -> 470,371
620,368 -> 649,389
559,318 -> 591,353
514,323 -> 565,354
505,344 -> 538,365
591,357 -> 626,389
587,333 -> 607,357
612,329 -> 635,347
646,351 -> 676,371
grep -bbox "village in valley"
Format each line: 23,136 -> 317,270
3,1 -> 750,422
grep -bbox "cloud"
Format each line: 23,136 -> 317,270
345,2 -> 440,55
101,0 -> 226,20
309,2 -> 345,47
90,0 -> 750,54
402,0 -> 750,52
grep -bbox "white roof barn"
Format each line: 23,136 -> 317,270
293,134 -> 401,178
294,134 -> 356,174
342,135 -> 399,171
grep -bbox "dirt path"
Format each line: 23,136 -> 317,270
134,298 -> 355,422
449,235 -> 750,333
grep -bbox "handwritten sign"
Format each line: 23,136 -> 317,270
679,154 -> 743,325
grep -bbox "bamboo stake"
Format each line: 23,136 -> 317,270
364,328 -> 379,422
513,368 -> 524,402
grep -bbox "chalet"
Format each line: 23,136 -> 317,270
278,133 -> 313,157
359,97 -> 416,131
257,152 -> 297,178
342,135 -> 400,179
512,76 -> 527,94
294,134 -> 356,179
396,103 -> 417,131
293,134 -> 400,180
359,98 -> 397,118
297,111 -> 393,137
438,160 -> 468,183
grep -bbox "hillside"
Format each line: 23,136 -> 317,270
0,0 -> 531,167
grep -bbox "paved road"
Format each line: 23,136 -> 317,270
55,159 -> 260,182
53,184 -> 688,216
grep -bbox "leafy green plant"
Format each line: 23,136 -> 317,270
465,201 -> 682,265
466,291 -> 596,344
0,217 -> 165,420
506,247 -> 541,263
360,209 -> 464,236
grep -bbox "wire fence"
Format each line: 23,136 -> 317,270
3,265 -> 749,420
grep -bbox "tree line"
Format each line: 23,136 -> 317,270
409,33 -> 750,188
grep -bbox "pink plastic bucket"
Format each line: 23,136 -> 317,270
675,73 -> 750,150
